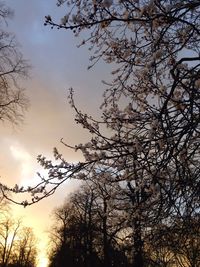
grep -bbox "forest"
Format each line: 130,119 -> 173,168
0,201 -> 37,267
47,182 -> 199,267
0,1 -> 199,267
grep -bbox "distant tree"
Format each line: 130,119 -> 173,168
146,215 -> 200,267
88,177 -> 127,267
0,1 -> 29,124
0,211 -> 37,267
0,217 -> 21,267
48,186 -> 101,267
12,227 -> 37,267
166,217 -> 200,267
48,183 -> 130,267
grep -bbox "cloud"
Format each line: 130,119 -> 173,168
10,143 -> 36,185
10,144 -> 31,161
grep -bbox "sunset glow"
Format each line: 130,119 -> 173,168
38,257 -> 48,267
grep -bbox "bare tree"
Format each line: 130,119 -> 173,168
0,216 -> 21,267
146,215 -> 200,267
12,227 -> 37,267
0,211 -> 38,267
48,183 -> 130,267
0,1 -> 29,124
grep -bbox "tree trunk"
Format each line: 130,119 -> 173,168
103,198 -> 110,267
133,220 -> 144,267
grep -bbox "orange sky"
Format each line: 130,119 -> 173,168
0,1 -> 111,266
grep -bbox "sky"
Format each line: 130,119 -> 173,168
0,1 -> 111,267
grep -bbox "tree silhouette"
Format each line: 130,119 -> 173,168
0,206 -> 37,267
48,183 -> 130,267
12,227 -> 37,267
0,216 -> 21,267
0,1 -> 30,125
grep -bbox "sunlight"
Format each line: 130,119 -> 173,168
10,144 -> 33,179
37,257 -> 48,267
9,143 -> 41,186
10,144 -> 31,161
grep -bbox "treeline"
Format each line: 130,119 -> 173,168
0,201 -> 37,267
48,181 -> 199,267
